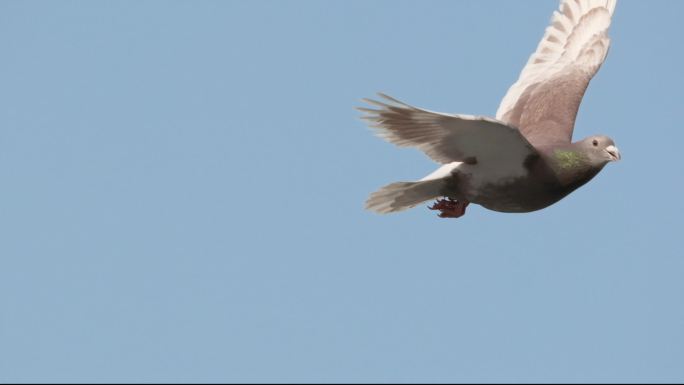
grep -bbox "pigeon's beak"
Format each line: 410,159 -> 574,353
605,145 -> 621,161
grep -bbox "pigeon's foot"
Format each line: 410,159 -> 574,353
429,198 -> 470,218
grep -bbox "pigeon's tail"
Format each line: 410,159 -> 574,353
366,180 -> 443,214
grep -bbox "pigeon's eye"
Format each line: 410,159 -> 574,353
592,139 -> 599,147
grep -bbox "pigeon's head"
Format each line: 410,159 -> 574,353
577,135 -> 621,165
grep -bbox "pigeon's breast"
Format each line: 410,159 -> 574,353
441,155 -> 568,213
469,176 -> 564,213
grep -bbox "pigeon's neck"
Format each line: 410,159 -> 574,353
545,147 -> 603,188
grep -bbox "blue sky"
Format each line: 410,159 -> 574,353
1,1 -> 683,383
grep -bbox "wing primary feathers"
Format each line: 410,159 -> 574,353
495,0 -> 617,146
357,93 -> 538,166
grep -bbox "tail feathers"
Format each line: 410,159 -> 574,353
365,180 -> 443,214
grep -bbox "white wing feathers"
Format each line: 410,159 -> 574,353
358,93 -> 537,166
496,0 -> 616,143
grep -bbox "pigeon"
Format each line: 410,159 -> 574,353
359,0 -> 620,218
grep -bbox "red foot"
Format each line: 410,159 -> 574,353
429,198 -> 470,218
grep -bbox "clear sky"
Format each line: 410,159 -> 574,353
1,1 -> 683,383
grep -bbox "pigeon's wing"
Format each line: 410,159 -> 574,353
359,93 -> 538,167
496,0 -> 617,146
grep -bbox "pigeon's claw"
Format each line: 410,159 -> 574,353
429,198 -> 469,219
428,198 -> 451,211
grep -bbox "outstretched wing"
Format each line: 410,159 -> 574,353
496,0 -> 617,146
359,93 -> 537,166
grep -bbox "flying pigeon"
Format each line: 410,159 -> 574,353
360,0 -> 620,218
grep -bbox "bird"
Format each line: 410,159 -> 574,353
359,0 -> 620,219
